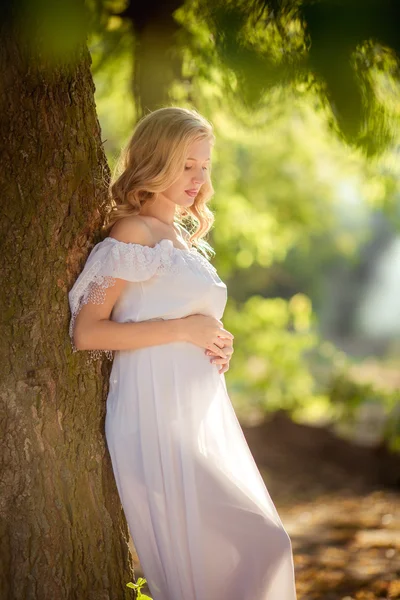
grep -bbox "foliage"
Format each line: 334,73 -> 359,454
84,0 -> 400,154
327,370 -> 400,452
222,292 -> 323,415
127,577 -> 153,599
177,0 -> 400,155
86,0 -> 400,446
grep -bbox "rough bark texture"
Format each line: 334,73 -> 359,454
0,17 -> 133,600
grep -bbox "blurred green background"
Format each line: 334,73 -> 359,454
86,0 -> 400,452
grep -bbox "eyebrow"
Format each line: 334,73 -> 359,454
186,157 -> 211,161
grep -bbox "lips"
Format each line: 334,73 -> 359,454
185,190 -> 199,197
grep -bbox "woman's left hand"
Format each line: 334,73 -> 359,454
204,336 -> 234,374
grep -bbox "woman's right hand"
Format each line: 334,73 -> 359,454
180,314 -> 234,359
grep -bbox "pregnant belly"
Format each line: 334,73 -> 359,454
106,341 -> 224,432
116,341 -> 219,385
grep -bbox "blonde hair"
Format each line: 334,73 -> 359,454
103,106 -> 216,257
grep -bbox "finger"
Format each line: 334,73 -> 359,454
211,344 -> 227,358
206,344 -> 233,357
217,338 -> 233,348
220,343 -> 233,354
218,328 -> 234,340
210,356 -> 229,365
205,349 -> 217,356
214,345 -> 233,356
213,340 -> 225,350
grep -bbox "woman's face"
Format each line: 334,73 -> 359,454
160,137 -> 212,207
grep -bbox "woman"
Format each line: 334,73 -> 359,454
68,107 -> 297,600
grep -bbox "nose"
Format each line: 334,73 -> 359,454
192,167 -> 206,185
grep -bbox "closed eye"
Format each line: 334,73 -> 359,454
185,165 -> 209,171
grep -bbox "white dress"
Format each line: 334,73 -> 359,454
68,235 -> 297,600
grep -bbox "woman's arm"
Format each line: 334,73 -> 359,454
73,217 -> 186,352
73,273 -> 187,352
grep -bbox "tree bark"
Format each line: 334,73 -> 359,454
0,14 -> 133,600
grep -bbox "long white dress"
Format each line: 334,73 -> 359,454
68,235 -> 297,600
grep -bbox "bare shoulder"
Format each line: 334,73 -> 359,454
109,215 -> 154,246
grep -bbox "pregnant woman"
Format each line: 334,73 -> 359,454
68,107 -> 297,600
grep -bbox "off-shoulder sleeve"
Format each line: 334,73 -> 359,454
68,236 -> 175,362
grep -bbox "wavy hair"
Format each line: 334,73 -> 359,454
102,106 -> 216,257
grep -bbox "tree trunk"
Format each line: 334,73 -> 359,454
121,0 -> 184,114
0,13 -> 133,600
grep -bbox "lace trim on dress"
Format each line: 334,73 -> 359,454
68,236 -> 219,363
69,276 -> 117,362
